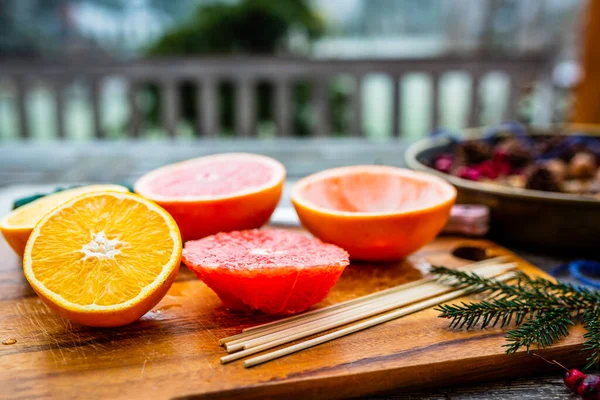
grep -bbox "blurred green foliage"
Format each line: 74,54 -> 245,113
147,0 -> 324,55
143,0 -> 348,136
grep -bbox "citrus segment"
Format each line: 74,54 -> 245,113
134,153 -> 285,241
182,229 -> 349,315
291,166 -> 456,261
0,184 -> 129,257
23,191 -> 181,327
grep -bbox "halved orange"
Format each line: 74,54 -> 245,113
23,191 -> 182,327
291,166 -> 456,261
134,153 -> 285,241
0,184 -> 129,257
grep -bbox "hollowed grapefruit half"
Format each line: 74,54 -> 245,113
291,166 -> 456,261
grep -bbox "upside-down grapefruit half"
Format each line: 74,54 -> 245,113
291,166 -> 456,261
0,184 -> 129,257
23,191 -> 182,327
182,229 -> 349,315
134,153 -> 285,241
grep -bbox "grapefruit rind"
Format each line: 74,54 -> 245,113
291,166 -> 456,261
133,153 -> 286,241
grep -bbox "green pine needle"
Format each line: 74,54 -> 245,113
431,265 -> 600,369
504,309 -> 573,354
583,310 -> 600,369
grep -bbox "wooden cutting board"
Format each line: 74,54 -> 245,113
0,232 -> 587,400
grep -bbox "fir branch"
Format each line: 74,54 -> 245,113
583,310 -> 600,369
431,265 -> 600,369
437,298 -> 534,329
429,265 -> 521,297
503,309 -> 573,354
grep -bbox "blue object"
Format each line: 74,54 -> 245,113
551,259 -> 600,289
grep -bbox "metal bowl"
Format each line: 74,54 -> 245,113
404,126 -> 600,254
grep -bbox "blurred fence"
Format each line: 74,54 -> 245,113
0,55 -> 553,140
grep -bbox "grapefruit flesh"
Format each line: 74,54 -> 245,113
182,229 -> 350,315
291,166 -> 456,261
134,153 -> 285,241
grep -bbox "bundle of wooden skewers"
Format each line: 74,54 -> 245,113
219,257 -> 517,368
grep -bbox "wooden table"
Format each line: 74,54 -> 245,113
0,139 -> 582,399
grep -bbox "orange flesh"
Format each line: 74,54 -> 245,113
145,159 -> 273,197
299,172 -> 451,213
28,195 -> 177,306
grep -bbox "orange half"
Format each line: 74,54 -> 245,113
23,191 -> 182,327
0,184 -> 129,257
291,166 -> 456,261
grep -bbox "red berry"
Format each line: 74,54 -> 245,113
577,374 -> 600,399
564,369 -> 586,393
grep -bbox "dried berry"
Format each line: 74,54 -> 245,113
456,141 -> 491,165
568,152 -> 597,179
433,154 -> 455,173
525,165 -> 562,192
479,160 -> 499,180
491,149 -> 513,176
496,138 -> 534,169
455,166 -> 481,181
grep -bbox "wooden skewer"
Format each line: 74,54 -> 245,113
220,263 -> 516,364
235,263 -> 515,352
225,287 -> 432,352
238,256 -> 507,334
220,256 -> 509,345
243,271 -> 516,368
224,257 -> 506,353
224,260 -> 513,352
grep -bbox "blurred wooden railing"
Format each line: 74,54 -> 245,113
0,55 -> 551,139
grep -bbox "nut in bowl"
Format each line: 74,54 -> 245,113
291,166 -> 457,261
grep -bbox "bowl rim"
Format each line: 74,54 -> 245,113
404,124 -> 600,205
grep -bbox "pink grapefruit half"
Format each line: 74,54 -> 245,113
134,153 -> 286,241
182,229 -> 350,315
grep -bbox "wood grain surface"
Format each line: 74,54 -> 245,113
0,230 -> 589,400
